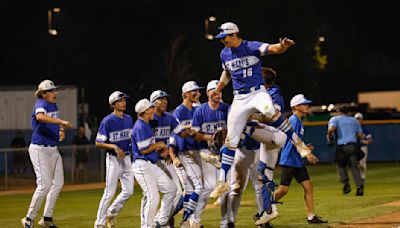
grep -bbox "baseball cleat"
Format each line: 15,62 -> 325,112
210,181 -> 229,199
307,215 -> 327,224
255,210 -> 278,226
199,151 -> 221,168
343,184 -> 351,194
155,221 -> 169,228
38,217 -> 58,228
21,217 -> 34,228
106,214 -> 116,228
356,185 -> 364,196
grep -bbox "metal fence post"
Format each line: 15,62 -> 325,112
5,152 -> 8,191
71,146 -> 75,184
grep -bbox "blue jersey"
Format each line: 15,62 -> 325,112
96,113 -> 133,155
172,104 -> 198,152
192,102 -> 229,149
31,99 -> 60,146
328,115 -> 362,145
267,85 -> 284,112
358,125 -> 372,147
220,40 -> 269,91
279,114 -> 304,167
132,118 -> 159,164
153,112 -> 183,144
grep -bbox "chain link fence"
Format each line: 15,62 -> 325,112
0,145 -> 106,191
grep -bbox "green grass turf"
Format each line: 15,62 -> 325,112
1,163 -> 399,227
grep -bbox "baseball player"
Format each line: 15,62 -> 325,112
132,99 -> 177,228
189,80 -> 229,227
94,91 -> 134,228
21,79 -> 72,228
220,133 -> 262,228
211,22 -> 312,199
171,81 -> 203,227
219,118 -> 288,227
354,112 -> 372,183
274,94 -> 326,224
149,90 -> 191,227
132,98 -> 178,228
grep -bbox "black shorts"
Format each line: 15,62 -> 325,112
280,165 -> 310,186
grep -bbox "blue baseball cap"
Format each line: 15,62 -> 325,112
215,22 -> 240,39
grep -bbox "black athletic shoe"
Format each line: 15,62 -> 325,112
343,184 -> 351,194
227,222 -> 235,228
253,212 -> 261,222
356,185 -> 364,196
261,222 -> 273,228
307,215 -> 328,224
167,216 -> 174,227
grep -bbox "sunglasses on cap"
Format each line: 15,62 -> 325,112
46,89 -> 57,93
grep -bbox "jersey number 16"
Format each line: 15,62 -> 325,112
243,68 -> 252,78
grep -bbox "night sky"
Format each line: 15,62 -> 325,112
1,0 -> 399,123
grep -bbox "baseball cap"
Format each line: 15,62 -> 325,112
135,98 -> 154,114
35,79 -> 57,95
355,112 -> 363,119
182,81 -> 203,93
150,90 -> 169,103
215,22 -> 240,39
290,94 -> 312,108
207,80 -> 219,91
108,91 -> 129,105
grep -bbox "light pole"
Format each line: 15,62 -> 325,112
204,16 -> 217,40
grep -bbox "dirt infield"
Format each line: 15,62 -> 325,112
333,201 -> 400,228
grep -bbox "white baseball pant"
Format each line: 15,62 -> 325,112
156,160 -> 184,220
178,150 -> 203,218
220,148 -> 261,226
359,146 -> 368,180
26,144 -> 64,219
95,154 -> 134,226
225,87 -> 276,149
133,159 -> 177,227
192,149 -> 219,224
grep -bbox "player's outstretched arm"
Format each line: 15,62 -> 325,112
268,37 -> 295,54
36,112 -> 72,128
215,70 -> 231,93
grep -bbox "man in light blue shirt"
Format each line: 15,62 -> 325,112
327,106 -> 364,196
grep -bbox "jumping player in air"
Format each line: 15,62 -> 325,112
210,22 -> 311,200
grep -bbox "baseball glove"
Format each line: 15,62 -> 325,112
326,134 -> 335,147
209,128 -> 227,153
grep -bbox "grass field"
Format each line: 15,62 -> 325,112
1,163 -> 400,227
